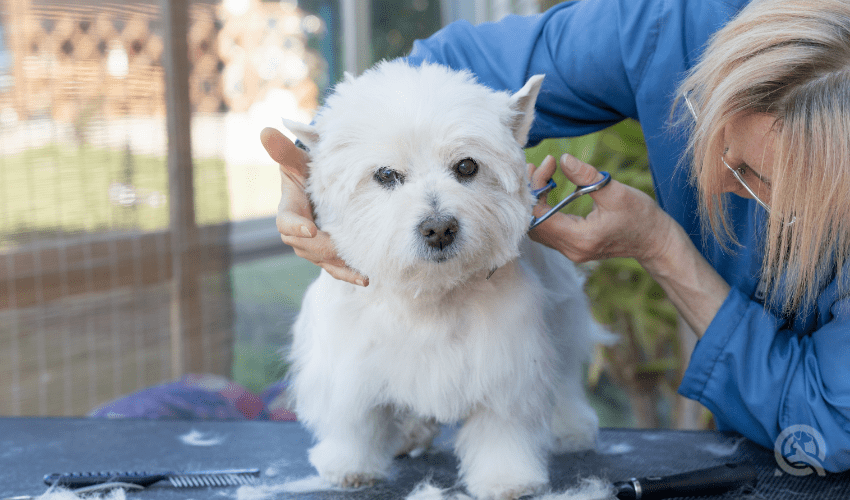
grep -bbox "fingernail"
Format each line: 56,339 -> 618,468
355,279 -> 365,287
300,225 -> 312,237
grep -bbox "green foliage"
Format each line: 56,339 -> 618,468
371,0 -> 443,63
526,120 -> 683,427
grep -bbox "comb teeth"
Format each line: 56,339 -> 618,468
167,473 -> 258,488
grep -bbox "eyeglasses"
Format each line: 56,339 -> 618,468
720,155 -> 771,212
683,92 -> 773,214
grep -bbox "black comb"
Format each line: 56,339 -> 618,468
44,468 -> 260,488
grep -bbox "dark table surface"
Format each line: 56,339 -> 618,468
1,417 -> 848,499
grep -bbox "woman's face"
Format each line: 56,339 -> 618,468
718,112 -> 778,204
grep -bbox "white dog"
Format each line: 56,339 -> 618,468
283,60 -> 605,500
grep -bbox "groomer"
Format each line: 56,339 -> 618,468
263,0 -> 850,471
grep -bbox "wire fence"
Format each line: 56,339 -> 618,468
0,0 -> 322,416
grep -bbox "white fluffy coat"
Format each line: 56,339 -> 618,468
283,61 -> 604,500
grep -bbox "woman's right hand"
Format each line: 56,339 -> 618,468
527,153 -> 673,266
260,127 -> 369,287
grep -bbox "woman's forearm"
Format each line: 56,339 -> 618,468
639,218 -> 730,338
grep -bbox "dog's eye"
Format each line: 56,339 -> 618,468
374,167 -> 404,188
453,158 -> 478,181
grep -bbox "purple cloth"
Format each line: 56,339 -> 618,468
89,374 -> 295,421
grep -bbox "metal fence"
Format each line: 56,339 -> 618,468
0,0 -> 539,417
0,0 -> 322,416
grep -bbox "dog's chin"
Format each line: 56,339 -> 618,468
420,248 -> 459,264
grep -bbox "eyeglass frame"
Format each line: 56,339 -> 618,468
682,91 -> 773,214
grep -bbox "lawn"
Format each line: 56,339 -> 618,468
0,143 -> 230,246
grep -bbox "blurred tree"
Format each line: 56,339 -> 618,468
540,0 -> 563,10
371,0 -> 442,62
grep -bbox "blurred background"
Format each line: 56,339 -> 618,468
0,0 -> 709,429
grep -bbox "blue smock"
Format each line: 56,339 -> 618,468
405,0 -> 850,471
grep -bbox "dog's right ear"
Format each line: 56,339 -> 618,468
282,119 -> 320,151
508,74 -> 545,146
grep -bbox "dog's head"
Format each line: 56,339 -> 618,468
284,61 -> 544,290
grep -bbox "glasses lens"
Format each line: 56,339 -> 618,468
721,156 -> 771,212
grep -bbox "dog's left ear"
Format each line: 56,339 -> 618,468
509,75 -> 545,146
282,118 -> 320,152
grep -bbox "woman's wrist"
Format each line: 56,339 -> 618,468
638,211 -> 730,337
636,209 -> 684,277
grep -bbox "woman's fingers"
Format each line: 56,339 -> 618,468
260,127 -> 309,182
261,127 -> 368,287
559,153 -> 606,189
530,155 -> 557,193
281,230 -> 369,287
276,210 -> 316,239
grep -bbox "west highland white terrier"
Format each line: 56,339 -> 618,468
282,60 -> 605,500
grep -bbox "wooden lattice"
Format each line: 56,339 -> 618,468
0,0 -> 323,121
2,0 -> 225,120
216,0 -> 322,113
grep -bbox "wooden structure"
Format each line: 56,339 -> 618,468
216,0 -> 321,113
0,0 -> 325,416
2,0 -> 223,120
0,226 -> 234,416
0,0 -> 321,121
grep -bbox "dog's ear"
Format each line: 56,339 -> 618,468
282,118 -> 320,151
508,74 -> 545,146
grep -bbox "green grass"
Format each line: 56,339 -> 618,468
230,253 -> 321,394
231,342 -> 290,396
0,143 -> 230,245
231,253 -> 322,309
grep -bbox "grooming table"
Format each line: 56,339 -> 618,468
1,418 -> 848,499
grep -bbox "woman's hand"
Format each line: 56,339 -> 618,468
260,127 -> 369,286
527,153 -> 730,337
527,154 -> 674,267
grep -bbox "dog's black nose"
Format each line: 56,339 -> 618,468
418,216 -> 459,250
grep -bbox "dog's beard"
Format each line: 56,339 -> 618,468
380,235 -> 523,298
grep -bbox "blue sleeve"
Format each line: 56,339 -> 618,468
407,0 -> 663,145
679,288 -> 850,472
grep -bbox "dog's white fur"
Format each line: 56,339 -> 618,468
283,61 -> 604,500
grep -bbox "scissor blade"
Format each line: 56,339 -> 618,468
528,171 -> 611,230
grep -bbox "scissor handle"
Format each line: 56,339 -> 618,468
529,171 -> 611,230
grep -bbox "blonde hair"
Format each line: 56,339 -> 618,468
676,0 -> 850,315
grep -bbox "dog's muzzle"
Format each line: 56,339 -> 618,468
418,215 -> 459,259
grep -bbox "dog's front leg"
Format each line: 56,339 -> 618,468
308,404 -> 399,488
455,407 -> 549,500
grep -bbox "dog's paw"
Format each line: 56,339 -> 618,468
309,439 -> 390,489
336,472 -> 381,489
551,400 -> 599,453
461,452 -> 548,500
467,480 -> 547,500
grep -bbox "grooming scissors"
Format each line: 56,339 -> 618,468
485,170 -> 612,280
528,171 -> 611,230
